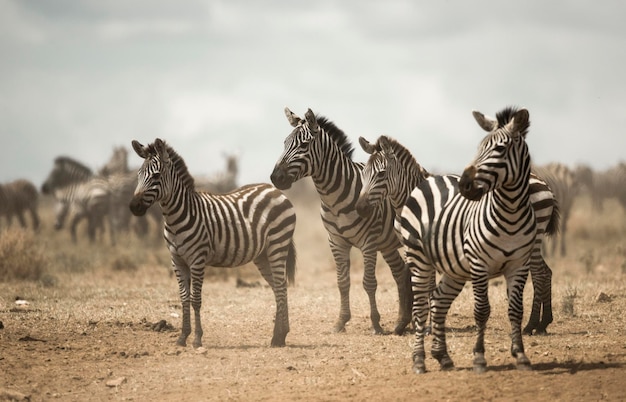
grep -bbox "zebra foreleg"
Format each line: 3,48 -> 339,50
430,275 -> 463,371
408,253 -> 435,374
330,241 -> 352,333
381,249 -> 411,335
190,266 -> 204,348
173,259 -> 193,347
470,272 -> 491,374
507,271 -> 532,371
254,253 -> 290,347
362,249 -> 384,335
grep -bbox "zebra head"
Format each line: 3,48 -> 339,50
129,138 -> 171,216
53,200 -> 70,230
460,107 -> 531,201
356,136 -> 392,217
270,107 -> 320,190
41,157 -> 92,195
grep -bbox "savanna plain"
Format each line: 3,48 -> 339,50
1,181 -> 625,401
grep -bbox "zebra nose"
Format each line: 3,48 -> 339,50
270,168 -> 292,190
129,195 -> 147,216
355,197 -> 372,218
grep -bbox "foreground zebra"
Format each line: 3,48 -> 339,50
271,108 -> 411,335
356,135 -> 559,336
400,107 -> 538,373
41,157 -> 114,244
0,179 -> 40,231
129,138 -> 297,348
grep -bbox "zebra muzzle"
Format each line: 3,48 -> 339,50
459,166 -> 484,201
270,168 -> 293,190
355,197 -> 373,218
129,195 -> 148,216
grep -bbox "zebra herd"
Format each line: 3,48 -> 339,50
1,105 -> 624,374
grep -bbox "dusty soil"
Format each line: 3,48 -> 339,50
1,191 -> 626,401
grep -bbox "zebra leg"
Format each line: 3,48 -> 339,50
254,251 -> 290,347
506,269 -> 532,371
523,251 -> 553,335
381,249 -> 411,335
470,272 -> 491,373
16,212 -> 27,228
430,275 -> 464,371
190,264 -> 204,348
173,257 -> 193,347
29,207 -> 40,231
406,248 -> 433,374
330,239 -> 352,333
362,248 -> 384,335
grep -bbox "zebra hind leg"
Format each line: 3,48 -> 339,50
254,253 -> 290,347
381,249 -> 411,335
523,256 -> 553,335
471,274 -> 491,374
430,275 -> 463,371
330,242 -> 352,333
507,271 -> 532,371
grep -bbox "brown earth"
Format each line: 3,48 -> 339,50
1,186 -> 625,401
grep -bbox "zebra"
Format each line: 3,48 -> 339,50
195,152 -> 240,194
400,106 -> 539,374
356,135 -> 559,336
0,179 -> 40,231
41,156 -> 114,244
586,162 -> 626,212
129,138 -> 297,348
270,108 -> 411,335
532,162 -> 579,256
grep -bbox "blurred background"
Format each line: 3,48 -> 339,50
1,0 -> 625,185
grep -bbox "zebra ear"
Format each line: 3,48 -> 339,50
304,108 -> 319,133
379,136 -> 395,158
131,140 -> 149,159
510,108 -> 530,137
284,107 -> 302,127
472,110 -> 498,132
359,137 -> 376,154
154,138 -> 171,164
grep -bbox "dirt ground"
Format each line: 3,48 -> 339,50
1,188 -> 626,401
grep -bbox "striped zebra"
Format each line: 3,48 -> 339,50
41,157 -> 114,244
129,138 -> 297,348
270,108 -> 411,335
586,162 -> 626,212
0,179 -> 40,231
532,162 -> 579,256
400,106 -> 539,374
356,135 -> 559,336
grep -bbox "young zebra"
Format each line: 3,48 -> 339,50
129,138 -> 297,348
400,107 -> 537,374
356,135 -> 559,336
41,157 -> 113,244
0,179 -> 40,231
270,108 -> 411,335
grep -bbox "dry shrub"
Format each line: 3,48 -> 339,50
0,228 -> 48,282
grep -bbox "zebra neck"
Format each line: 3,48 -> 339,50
309,147 -> 361,211
391,166 -> 426,214
491,174 -> 532,215
159,182 -> 195,219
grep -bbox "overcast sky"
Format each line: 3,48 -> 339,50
1,0 -> 625,187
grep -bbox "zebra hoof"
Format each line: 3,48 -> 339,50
333,322 -> 347,333
176,338 -> 187,347
516,354 -> 532,371
473,353 -> 487,374
413,361 -> 427,374
439,356 -> 455,371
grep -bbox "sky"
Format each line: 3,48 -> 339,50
1,0 -> 625,187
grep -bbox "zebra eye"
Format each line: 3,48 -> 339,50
151,172 -> 161,181
377,170 -> 388,180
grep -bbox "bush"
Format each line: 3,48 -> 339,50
0,228 -> 48,282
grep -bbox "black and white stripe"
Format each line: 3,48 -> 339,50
270,108 -> 411,335
400,107 -> 538,373
129,138 -> 297,348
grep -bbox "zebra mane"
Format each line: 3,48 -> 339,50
316,115 -> 354,159
54,156 -> 93,176
147,141 -> 196,191
495,106 -> 530,136
378,136 -> 429,177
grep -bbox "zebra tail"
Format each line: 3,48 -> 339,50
545,198 -> 561,238
286,239 -> 297,287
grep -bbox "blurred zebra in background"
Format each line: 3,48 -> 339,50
99,146 -> 162,238
41,157 -> 114,244
129,138 -> 297,348
0,179 -> 40,231
532,162 -> 580,256
356,135 -> 559,335
195,152 -> 239,193
271,108 -> 411,335
583,162 -> 626,213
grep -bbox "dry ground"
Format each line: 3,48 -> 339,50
1,184 -> 625,401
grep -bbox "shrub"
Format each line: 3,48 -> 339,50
0,228 -> 48,282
